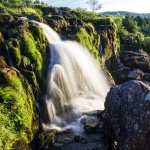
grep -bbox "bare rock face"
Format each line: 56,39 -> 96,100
104,80 -> 150,150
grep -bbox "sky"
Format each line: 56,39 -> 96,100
42,0 -> 150,13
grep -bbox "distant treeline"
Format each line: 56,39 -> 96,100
102,11 -> 150,19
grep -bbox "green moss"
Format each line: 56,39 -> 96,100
29,23 -> 47,51
0,68 -> 36,149
76,23 -> 100,62
21,56 -> 31,69
7,39 -> 21,67
21,32 -> 43,78
21,70 -> 39,93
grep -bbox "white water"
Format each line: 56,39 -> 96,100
33,21 -> 110,132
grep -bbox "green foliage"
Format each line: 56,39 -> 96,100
142,36 -> 150,52
73,8 -> 100,22
122,16 -> 139,33
119,29 -> 144,51
0,68 -> 35,149
9,0 -> 23,4
1,0 -> 35,5
0,3 -> 43,21
135,16 -> 150,36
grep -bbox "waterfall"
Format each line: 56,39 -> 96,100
32,21 -> 110,132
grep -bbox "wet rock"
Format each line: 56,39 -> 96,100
52,133 -> 108,150
83,116 -> 100,133
105,80 -> 150,150
107,50 -> 150,83
121,49 -> 150,72
32,130 -> 57,150
127,69 -> 144,80
81,111 -> 105,134
144,73 -> 150,81
74,135 -> 87,143
44,15 -> 68,32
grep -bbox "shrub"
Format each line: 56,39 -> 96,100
142,36 -> 150,53
122,16 -> 139,33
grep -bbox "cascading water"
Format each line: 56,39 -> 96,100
33,21 -> 110,132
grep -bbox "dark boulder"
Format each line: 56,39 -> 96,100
121,49 -> 150,72
107,49 -> 150,84
104,80 -> 150,150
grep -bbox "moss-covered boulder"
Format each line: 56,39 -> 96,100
21,32 -> 43,78
0,67 -> 37,149
76,23 -> 100,62
7,38 -> 21,67
94,17 -> 119,61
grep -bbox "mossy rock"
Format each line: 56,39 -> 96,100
21,70 -> 39,93
0,56 -> 7,68
45,15 -> 68,32
7,38 -> 21,67
0,13 -> 14,24
32,130 -> 57,149
0,67 -> 37,149
20,56 -> 32,70
0,3 -> 7,14
21,32 -> 43,78
29,23 -> 47,51
76,23 -> 100,62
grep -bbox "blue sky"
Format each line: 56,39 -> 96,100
42,0 -> 150,13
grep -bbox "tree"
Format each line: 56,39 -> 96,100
123,16 -> 139,33
87,0 -> 102,12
